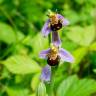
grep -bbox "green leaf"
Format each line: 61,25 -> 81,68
2,55 -> 41,74
71,47 -> 88,69
23,33 -> 49,56
57,75 -> 96,96
66,25 -> 95,46
93,69 -> 96,73
62,37 -> 78,52
63,10 -> 80,25
89,42 -> 96,51
31,73 -> 40,91
6,87 -> 29,96
31,33 -> 49,55
29,94 -> 36,96
0,22 -> 16,44
17,31 -> 25,41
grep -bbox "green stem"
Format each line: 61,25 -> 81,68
48,66 -> 58,96
48,34 -> 51,46
49,71 -> 54,96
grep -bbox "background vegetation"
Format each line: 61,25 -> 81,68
0,0 -> 96,96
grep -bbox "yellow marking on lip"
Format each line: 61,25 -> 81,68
51,45 -> 58,53
47,45 -> 58,61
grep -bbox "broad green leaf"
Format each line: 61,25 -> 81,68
15,44 -> 29,55
0,22 -> 16,44
2,55 -> 41,74
66,25 -> 95,46
29,94 -> 36,96
32,33 -> 49,54
89,42 -> 96,51
63,10 -> 80,25
71,47 -> 88,69
23,33 -> 49,56
93,69 -> 96,73
31,73 -> 40,91
6,87 -> 29,96
57,75 -> 96,96
17,31 -> 25,41
62,37 -> 78,52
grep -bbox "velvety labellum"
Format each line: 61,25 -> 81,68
50,20 -> 62,31
47,56 -> 60,66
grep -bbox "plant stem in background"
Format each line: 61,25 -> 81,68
0,7 -> 18,42
16,11 -> 38,32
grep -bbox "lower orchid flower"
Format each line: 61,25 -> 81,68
39,45 -> 74,66
39,45 -> 74,82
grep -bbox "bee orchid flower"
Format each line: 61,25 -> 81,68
39,45 -> 74,66
39,45 -> 74,82
41,12 -> 69,37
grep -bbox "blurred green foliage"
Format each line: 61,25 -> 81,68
0,0 -> 96,96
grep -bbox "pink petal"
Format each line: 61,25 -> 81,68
52,31 -> 61,47
40,65 -> 51,82
41,19 -> 51,37
39,48 -> 50,59
59,48 -> 74,63
57,14 -> 70,26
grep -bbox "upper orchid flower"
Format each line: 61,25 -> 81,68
39,45 -> 74,66
41,11 -> 69,37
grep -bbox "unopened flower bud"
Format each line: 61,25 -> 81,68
37,82 -> 47,96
